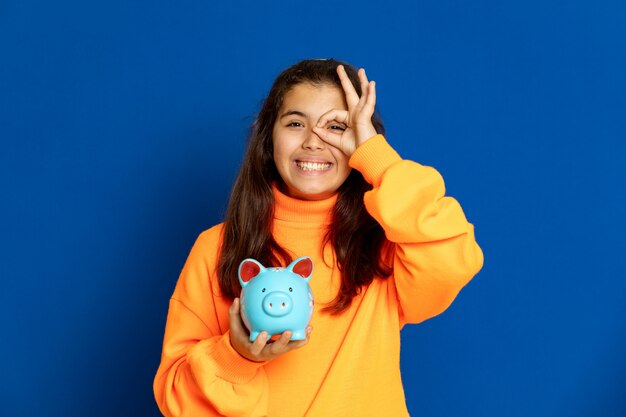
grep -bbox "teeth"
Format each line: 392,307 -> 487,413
296,161 -> 332,171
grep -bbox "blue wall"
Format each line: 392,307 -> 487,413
1,0 -> 624,416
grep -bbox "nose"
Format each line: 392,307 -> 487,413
302,129 -> 325,151
262,291 -> 293,317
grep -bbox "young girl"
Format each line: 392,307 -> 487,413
153,59 -> 484,417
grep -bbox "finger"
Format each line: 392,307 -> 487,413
316,109 -> 349,129
228,297 -> 239,314
229,298 -> 258,360
361,81 -> 376,117
269,331 -> 292,354
228,298 -> 246,335
284,328 -> 312,351
277,330 -> 293,347
290,325 -> 313,345
287,339 -> 308,350
337,65 -> 359,108
312,126 -> 342,151
356,68 -> 370,111
292,326 -> 313,347
249,331 -> 268,356
314,109 -> 349,149
304,325 -> 313,342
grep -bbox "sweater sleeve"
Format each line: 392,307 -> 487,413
153,229 -> 269,417
349,135 -> 484,326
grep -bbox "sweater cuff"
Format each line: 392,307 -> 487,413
349,134 -> 402,187
190,332 -> 267,384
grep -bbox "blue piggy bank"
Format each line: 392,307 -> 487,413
238,256 -> 314,342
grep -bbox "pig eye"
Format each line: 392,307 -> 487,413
262,288 -> 266,292
289,287 -> 293,292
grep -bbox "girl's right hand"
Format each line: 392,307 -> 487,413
228,297 -> 312,362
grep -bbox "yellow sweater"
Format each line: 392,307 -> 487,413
154,135 -> 484,417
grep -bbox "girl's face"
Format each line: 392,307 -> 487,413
272,83 -> 351,201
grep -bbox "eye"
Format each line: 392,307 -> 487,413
262,288 -> 266,292
287,121 -> 304,128
329,124 -> 346,131
289,287 -> 293,292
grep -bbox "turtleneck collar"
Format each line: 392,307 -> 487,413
272,184 -> 337,225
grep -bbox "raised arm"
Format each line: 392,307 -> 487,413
313,65 -> 483,326
350,135 -> 484,325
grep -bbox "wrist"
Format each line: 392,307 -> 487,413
349,135 -> 402,186
355,126 -> 378,149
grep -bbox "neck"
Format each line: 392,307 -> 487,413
272,184 -> 337,225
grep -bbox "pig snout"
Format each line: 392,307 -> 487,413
262,291 -> 293,317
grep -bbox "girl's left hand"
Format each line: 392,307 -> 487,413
312,65 -> 378,157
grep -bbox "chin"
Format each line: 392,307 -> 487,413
290,184 -> 338,201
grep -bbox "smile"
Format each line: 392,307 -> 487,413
295,161 -> 332,171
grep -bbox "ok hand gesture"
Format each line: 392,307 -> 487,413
312,65 -> 378,157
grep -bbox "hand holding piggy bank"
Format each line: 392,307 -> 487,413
238,256 -> 314,342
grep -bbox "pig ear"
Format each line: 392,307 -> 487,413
238,258 -> 265,287
288,256 -> 313,282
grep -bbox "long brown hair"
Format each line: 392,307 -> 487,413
218,59 -> 392,314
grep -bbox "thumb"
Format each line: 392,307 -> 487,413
229,298 -> 246,333
229,297 -> 239,315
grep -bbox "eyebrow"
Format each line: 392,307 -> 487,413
279,110 -> 308,120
